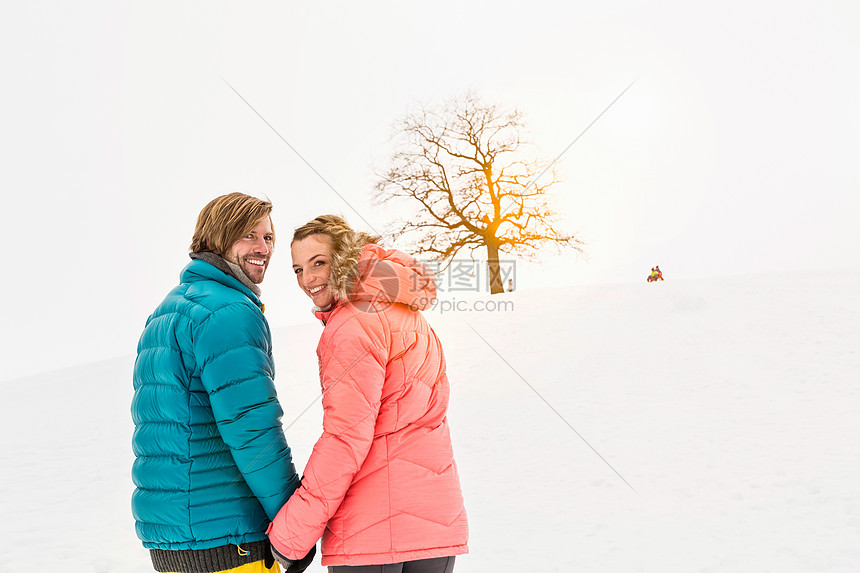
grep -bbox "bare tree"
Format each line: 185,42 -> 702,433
374,93 -> 582,294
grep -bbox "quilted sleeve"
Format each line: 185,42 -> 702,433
195,302 -> 301,520
268,313 -> 388,560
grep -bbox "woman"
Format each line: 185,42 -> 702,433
268,215 -> 468,573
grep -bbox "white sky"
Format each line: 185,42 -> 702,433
2,0 -> 859,382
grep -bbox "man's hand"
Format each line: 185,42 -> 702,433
271,544 -> 316,573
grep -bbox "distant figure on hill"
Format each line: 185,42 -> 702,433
648,266 -> 664,282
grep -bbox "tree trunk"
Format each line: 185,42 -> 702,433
486,240 -> 504,294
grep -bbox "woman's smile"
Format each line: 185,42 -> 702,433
291,234 -> 336,308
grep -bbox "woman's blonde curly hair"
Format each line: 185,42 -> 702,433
292,215 -> 382,300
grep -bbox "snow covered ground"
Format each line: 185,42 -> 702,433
2,270 -> 858,572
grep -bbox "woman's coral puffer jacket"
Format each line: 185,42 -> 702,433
268,244 -> 468,567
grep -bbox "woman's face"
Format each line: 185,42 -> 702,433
291,234 -> 335,308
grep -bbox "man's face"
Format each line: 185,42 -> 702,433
224,217 -> 274,284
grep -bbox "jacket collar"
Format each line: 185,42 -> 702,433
313,299 -> 340,325
189,251 -> 262,297
181,256 -> 264,310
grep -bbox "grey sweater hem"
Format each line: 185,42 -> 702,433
150,539 -> 273,572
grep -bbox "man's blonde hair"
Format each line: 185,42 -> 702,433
190,193 -> 274,255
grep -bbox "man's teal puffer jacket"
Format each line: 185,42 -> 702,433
132,258 -> 300,550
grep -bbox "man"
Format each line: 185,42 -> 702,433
131,193 -> 310,573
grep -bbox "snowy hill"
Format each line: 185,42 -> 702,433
2,271 -> 858,572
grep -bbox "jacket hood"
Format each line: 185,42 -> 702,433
331,243 -> 437,312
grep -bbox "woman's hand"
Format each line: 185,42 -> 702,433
271,544 -> 316,573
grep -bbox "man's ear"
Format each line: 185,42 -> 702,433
205,237 -> 217,254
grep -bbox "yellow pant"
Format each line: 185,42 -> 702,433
168,561 -> 280,573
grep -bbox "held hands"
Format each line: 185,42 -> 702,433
271,544 -> 316,573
